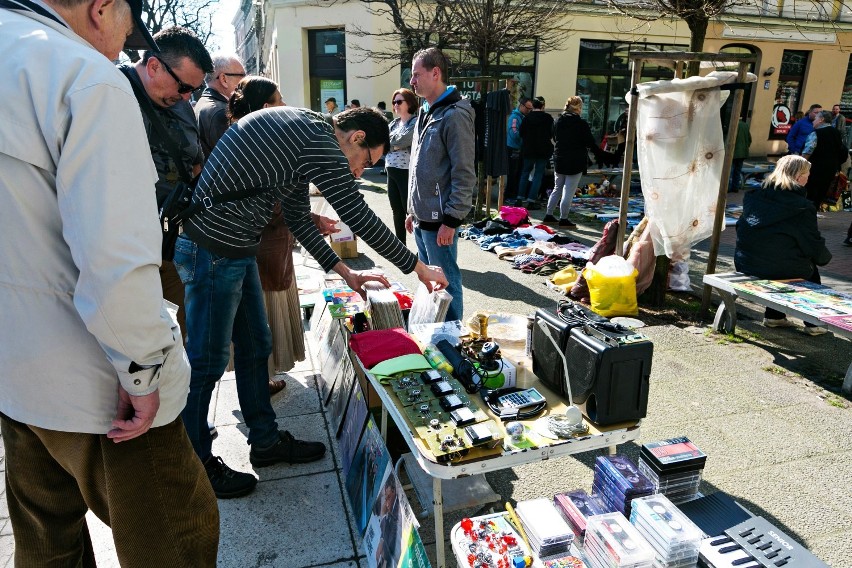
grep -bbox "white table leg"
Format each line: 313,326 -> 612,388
844,363 -> 852,395
712,291 -> 738,334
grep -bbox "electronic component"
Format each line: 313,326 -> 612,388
431,380 -> 454,396
420,369 -> 443,383
439,393 -> 464,411
497,387 -> 546,411
464,423 -> 494,446
449,406 -> 476,426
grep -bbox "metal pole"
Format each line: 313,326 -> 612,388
701,61 -> 749,314
616,60 -> 643,256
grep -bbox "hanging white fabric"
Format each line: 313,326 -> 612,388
629,71 -> 756,261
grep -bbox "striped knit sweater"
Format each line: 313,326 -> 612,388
183,106 -> 417,274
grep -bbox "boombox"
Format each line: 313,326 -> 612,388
532,307 -> 652,425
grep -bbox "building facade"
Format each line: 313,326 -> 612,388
235,0 -> 852,158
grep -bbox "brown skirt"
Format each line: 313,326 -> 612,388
226,280 -> 306,375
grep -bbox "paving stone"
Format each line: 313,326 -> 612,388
214,371 -> 322,427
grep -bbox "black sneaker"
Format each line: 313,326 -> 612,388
249,430 -> 327,467
542,214 -> 558,223
204,456 -> 257,499
843,238 -> 852,247
559,218 -> 577,229
525,200 -> 541,211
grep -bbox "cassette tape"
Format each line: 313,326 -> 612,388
629,495 -> 703,547
640,437 -> 706,472
554,490 -> 605,539
585,513 -> 654,566
595,455 -> 654,496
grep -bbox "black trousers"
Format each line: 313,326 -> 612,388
386,167 -> 409,244
506,150 -> 523,201
765,266 -> 820,326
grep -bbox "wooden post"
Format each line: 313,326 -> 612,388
615,60 -> 643,257
485,175 -> 493,217
498,175 -> 505,211
700,61 -> 750,314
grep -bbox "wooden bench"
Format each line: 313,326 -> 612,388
703,272 -> 852,394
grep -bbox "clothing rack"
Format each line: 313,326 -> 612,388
617,51 -> 757,313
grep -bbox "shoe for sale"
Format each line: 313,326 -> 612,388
558,218 -> 577,229
843,237 -> 852,247
249,430 -> 327,467
763,318 -> 795,328
269,378 -> 286,396
802,326 -> 830,336
542,214 -> 558,223
204,455 -> 257,499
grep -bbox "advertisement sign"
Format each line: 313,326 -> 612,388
770,103 -> 792,136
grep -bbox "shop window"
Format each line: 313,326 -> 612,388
841,55 -> 852,115
576,40 -> 686,143
719,44 -> 758,127
770,50 -> 809,139
308,29 -> 346,112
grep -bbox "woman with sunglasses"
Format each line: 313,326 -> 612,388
385,89 -> 419,244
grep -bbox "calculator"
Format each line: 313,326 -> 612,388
496,388 -> 546,411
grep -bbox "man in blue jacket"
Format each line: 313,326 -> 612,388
786,103 -> 821,155
506,97 -> 532,201
406,47 -> 476,321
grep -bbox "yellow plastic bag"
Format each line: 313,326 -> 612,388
583,258 -> 639,317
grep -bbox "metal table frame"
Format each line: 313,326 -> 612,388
704,272 -> 852,394
363,364 -> 641,567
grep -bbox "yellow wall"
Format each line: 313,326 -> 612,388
267,1 -> 402,110
261,2 -> 852,157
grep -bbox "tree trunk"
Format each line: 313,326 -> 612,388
685,17 -> 708,78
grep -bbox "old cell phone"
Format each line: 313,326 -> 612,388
450,406 -> 476,426
496,388 -> 546,411
439,393 -> 464,411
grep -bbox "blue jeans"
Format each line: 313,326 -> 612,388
517,158 -> 548,202
173,236 -> 277,461
414,226 -> 463,321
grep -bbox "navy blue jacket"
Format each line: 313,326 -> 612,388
734,183 -> 831,279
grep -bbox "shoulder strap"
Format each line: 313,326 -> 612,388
177,185 -> 270,221
0,0 -> 65,27
118,66 -> 193,184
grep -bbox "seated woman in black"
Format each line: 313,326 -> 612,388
735,154 -> 832,335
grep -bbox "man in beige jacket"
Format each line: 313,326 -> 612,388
0,0 -> 218,565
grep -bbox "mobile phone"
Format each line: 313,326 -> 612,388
496,388 -> 546,411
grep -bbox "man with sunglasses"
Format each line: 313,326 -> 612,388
195,52 -> 246,158
119,26 -> 213,335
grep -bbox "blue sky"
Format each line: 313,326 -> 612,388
211,0 -> 240,52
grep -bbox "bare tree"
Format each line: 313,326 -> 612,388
347,0 -> 573,78
123,0 -> 217,60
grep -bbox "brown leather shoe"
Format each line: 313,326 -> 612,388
268,378 -> 286,396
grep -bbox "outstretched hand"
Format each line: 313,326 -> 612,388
311,213 -> 340,236
107,387 -> 160,443
413,261 -> 447,292
342,269 -> 392,300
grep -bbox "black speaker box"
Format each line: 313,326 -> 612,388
531,309 -> 575,397
565,326 -> 652,425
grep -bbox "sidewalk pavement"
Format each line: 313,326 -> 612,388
1,173 -> 850,567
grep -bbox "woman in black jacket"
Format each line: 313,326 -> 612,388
545,96 -> 616,228
734,154 -> 832,335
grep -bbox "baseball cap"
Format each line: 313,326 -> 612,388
325,97 -> 336,103
123,0 -> 158,52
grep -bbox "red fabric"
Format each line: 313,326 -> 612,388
531,223 -> 556,234
498,206 -> 529,226
394,291 -> 414,310
349,328 -> 421,368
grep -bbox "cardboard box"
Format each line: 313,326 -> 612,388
330,238 -> 358,259
329,221 -> 358,258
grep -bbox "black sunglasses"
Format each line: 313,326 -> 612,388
392,99 -> 405,105
156,57 -> 201,94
